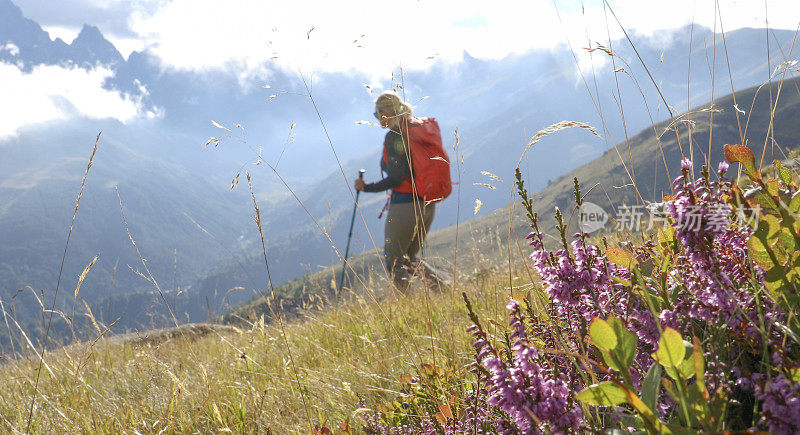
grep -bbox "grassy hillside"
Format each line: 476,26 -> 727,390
227,72 -> 800,324
0,271 -> 515,432
3,53 -> 800,433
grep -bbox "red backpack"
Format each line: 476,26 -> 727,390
397,117 -> 452,203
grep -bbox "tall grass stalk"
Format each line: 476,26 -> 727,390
26,132 -> 100,430
246,171 -> 311,428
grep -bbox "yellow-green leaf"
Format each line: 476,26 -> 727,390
675,355 -> 695,380
746,188 -> 780,215
752,214 -> 781,243
657,225 -> 677,248
748,236 -> 777,269
589,318 -> 617,351
606,247 -> 638,269
789,191 -> 800,213
774,160 -> 794,186
653,327 -> 685,368
625,387 -> 672,434
693,336 -> 707,395
764,267 -> 787,294
608,317 -> 638,368
766,179 -> 781,197
778,228 -> 799,252
575,381 -> 627,406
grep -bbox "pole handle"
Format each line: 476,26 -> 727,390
358,169 -> 365,179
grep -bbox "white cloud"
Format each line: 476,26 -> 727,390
127,0 -> 569,78
1,43 -> 20,57
126,0 -> 800,78
106,37 -> 147,59
0,61 -> 159,139
41,25 -> 80,43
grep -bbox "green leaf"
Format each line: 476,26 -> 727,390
750,215 -> 788,267
675,355 -> 696,380
766,179 -> 781,197
692,337 -> 706,392
748,236 -> 777,269
765,276 -> 784,294
626,387 -> 673,434
638,258 -> 655,277
641,363 -> 663,413
754,214 -> 780,240
724,144 -> 760,180
653,328 -> 685,368
663,365 -> 679,381
613,277 -> 632,287
775,160 -> 794,186
765,215 -> 782,237
657,225 -> 677,250
589,318 -> 617,351
746,188 -> 780,216
789,191 -> 800,214
687,382 -> 708,408
608,317 -> 638,368
576,381 -> 628,406
778,227 -> 799,252
764,267 -> 788,294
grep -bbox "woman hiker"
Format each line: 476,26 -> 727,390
354,90 -> 446,291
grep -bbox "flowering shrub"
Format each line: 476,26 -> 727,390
358,146 -> 800,433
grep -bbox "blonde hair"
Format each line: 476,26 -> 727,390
374,90 -> 413,119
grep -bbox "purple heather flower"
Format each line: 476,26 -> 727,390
464,157 -> 792,434
752,373 -> 800,434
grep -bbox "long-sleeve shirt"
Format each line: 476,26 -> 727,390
363,128 -> 412,193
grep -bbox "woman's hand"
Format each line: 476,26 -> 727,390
355,178 -> 366,191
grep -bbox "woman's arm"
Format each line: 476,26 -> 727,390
362,131 -> 411,192
363,169 -> 405,192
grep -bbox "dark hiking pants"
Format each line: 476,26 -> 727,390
384,200 -> 439,290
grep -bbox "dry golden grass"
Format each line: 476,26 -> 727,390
1,270 -> 528,433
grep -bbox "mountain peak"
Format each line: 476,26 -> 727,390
0,0 -> 59,67
76,24 -> 104,42
70,23 -> 124,65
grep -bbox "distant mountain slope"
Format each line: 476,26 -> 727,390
0,131 -> 256,341
225,73 -> 800,321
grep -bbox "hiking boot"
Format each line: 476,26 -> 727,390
409,259 -> 450,291
390,267 -> 413,293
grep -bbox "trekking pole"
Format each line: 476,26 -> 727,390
339,169 -> 365,291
